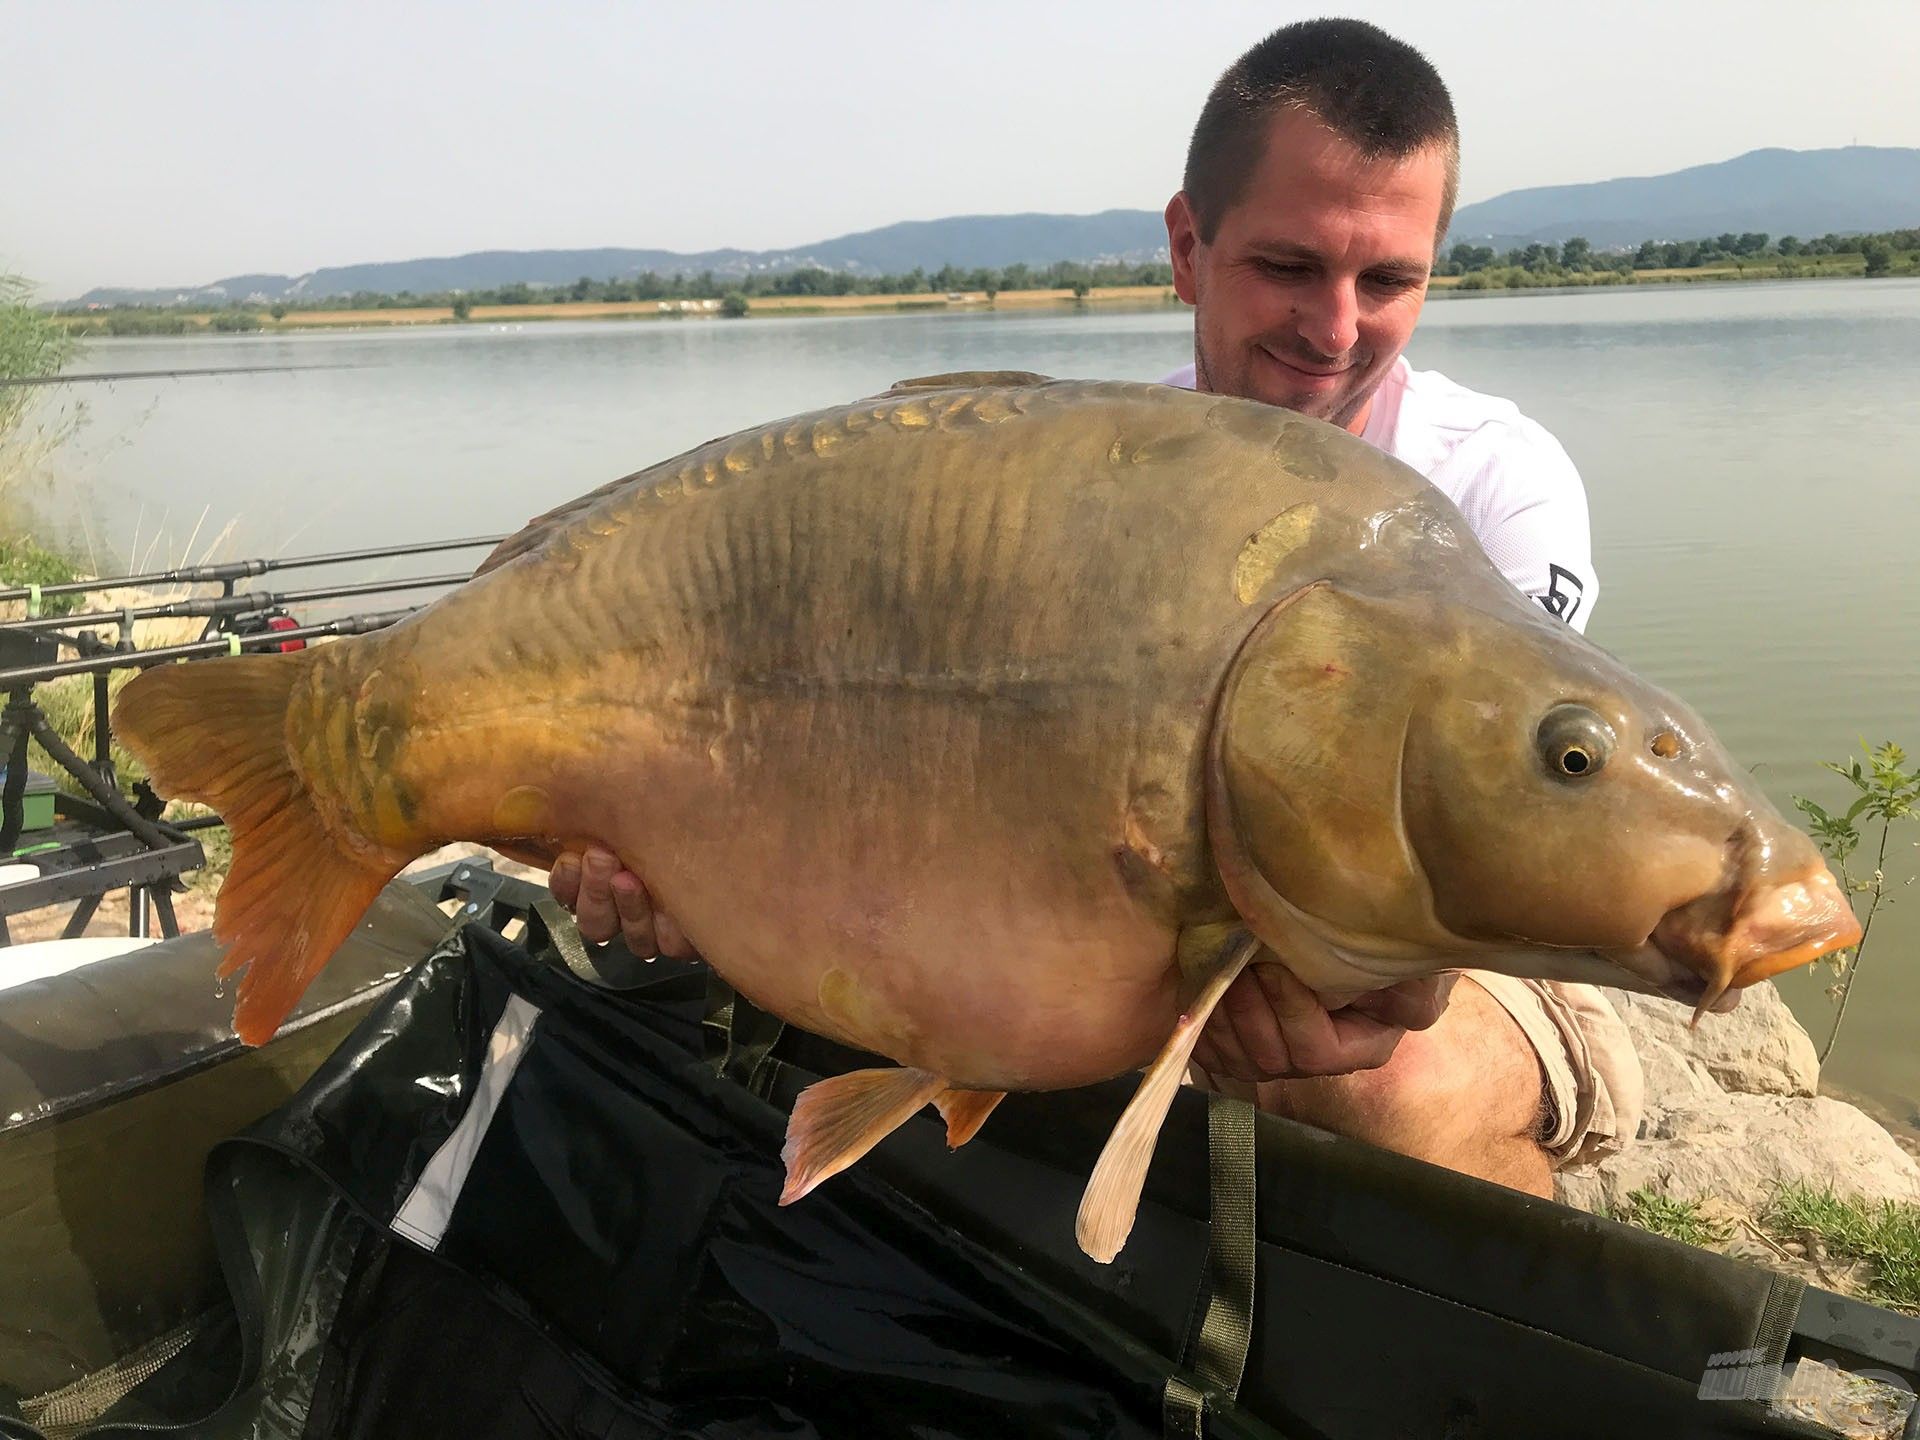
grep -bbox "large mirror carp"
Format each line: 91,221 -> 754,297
114,373 -> 1860,1261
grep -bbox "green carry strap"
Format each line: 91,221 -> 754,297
702,972 -> 787,1100
1164,1091 -> 1259,1439
529,896 -> 622,989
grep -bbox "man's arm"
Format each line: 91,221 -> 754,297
1451,422 -> 1599,634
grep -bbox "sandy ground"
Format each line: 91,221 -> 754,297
6,877 -> 216,944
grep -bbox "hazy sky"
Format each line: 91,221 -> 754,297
5,0 -> 1914,299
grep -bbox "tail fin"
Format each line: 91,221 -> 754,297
114,654 -> 409,1045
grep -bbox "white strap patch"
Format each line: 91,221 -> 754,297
390,993 -> 542,1252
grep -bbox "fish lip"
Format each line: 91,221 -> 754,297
1653,866 -> 1862,987
1601,867 -> 1860,1015
1721,869 -> 1863,983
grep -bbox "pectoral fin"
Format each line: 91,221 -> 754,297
779,1067 -> 948,1204
1075,932 -> 1260,1264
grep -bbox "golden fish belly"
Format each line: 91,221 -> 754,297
354,632 -> 1203,1091
591,744 -> 1188,1090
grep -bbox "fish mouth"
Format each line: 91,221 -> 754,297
1602,868 -> 1861,1024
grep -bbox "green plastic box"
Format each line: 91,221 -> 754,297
0,769 -> 55,834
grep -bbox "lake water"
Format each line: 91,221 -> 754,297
27,278 -> 1920,1128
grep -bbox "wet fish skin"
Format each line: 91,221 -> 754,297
279,378 -> 1371,1086
113,373 -> 1859,1260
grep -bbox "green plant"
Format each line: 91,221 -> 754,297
1608,1188 -> 1731,1247
0,275 -> 77,438
0,532 -> 83,617
1792,741 -> 1920,1062
719,292 -> 750,319
180,809 -> 231,890
451,295 -> 472,321
1767,1185 -> 1920,1314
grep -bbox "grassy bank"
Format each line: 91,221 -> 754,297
1611,1184 -> 1920,1315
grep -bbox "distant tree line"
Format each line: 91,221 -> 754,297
62,309 -> 261,336
1435,226 -> 1918,288
57,260 -> 1174,328
53,225 -> 1919,329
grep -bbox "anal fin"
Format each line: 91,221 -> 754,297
1075,932 -> 1260,1264
932,1088 -> 1006,1149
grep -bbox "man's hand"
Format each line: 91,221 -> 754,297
548,847 -> 699,960
1190,966 -> 1456,1082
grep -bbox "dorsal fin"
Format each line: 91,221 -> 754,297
881,370 -> 1054,396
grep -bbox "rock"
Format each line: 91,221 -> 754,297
1606,982 -> 1820,1099
1554,1167 -> 1607,1213
1558,981 -> 1917,1224
1558,1093 -> 1920,1214
1629,1027 -> 1719,1110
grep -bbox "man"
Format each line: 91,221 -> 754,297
1152,19 -> 1640,1199
554,18 -> 1642,1199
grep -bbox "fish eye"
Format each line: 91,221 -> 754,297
1537,704 -> 1615,781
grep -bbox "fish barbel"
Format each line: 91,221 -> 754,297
114,373 -> 1860,1260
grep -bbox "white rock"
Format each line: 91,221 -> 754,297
1606,982 -> 1821,1099
1630,1031 -> 1719,1117
1558,1093 -> 1920,1214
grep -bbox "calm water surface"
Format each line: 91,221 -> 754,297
33,279 -> 1920,1125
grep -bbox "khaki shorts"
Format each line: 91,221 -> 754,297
1466,973 -> 1644,1171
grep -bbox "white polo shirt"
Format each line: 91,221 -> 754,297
1161,357 -> 1598,631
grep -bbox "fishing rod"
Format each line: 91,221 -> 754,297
2,572 -> 468,638
0,534 -> 505,608
0,607 -> 421,687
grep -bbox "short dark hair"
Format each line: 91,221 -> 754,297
1183,19 -> 1460,245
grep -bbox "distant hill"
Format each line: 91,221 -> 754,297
74,145 -> 1920,306
75,211 -> 1171,307
1446,146 -> 1920,250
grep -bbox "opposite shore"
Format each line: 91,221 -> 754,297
54,246 -> 1920,338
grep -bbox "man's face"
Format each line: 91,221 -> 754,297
1168,105 -> 1448,433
